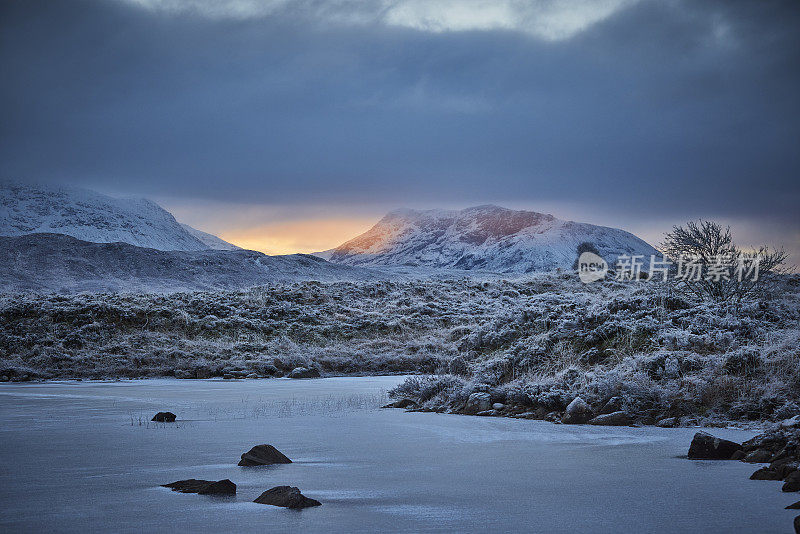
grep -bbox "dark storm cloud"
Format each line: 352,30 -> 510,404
1,0 -> 799,228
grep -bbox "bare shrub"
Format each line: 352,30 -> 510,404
661,219 -> 789,303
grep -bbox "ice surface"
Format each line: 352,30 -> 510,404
0,377 -> 796,533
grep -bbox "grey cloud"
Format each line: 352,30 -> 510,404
1,0 -> 798,233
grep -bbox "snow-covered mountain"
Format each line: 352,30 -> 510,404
325,205 -> 657,272
0,182 -> 210,251
180,223 -> 240,250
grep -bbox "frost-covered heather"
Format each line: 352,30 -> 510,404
384,274 -> 800,425
1,273 -> 799,423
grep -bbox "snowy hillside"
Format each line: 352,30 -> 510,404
0,182 -> 209,251
325,205 -> 657,272
180,223 -> 240,250
0,234 -> 383,293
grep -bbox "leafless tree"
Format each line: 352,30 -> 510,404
660,220 -> 789,303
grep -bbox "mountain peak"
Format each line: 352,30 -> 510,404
0,182 -> 211,251
327,205 -> 655,272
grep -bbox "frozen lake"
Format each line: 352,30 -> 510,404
0,377 -> 795,533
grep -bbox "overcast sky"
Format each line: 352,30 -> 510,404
2,0 -> 799,256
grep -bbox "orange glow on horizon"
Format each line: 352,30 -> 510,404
219,217 -> 376,256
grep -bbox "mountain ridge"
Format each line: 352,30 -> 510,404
325,204 -> 657,272
180,223 -> 240,250
0,233 -> 382,293
0,182 -> 213,251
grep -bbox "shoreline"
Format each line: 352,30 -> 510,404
0,374 -> 772,431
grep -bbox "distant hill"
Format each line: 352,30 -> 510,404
324,205 -> 657,272
0,182 -> 210,251
0,233 -> 383,293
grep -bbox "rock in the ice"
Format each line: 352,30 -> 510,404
198,479 -> 237,495
163,479 -> 211,493
562,397 -> 592,424
287,367 -> 321,379
151,412 -> 177,422
687,432 -> 742,460
253,486 -> 321,508
492,403 -> 505,411
238,444 -> 292,466
786,501 -> 800,509
162,479 -> 236,495
588,411 -> 632,426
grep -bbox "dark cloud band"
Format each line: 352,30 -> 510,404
1,0 -> 798,231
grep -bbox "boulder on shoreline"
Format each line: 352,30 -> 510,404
784,471 -> 800,492
562,397 -> 592,424
464,392 -> 492,414
253,486 -> 321,508
162,479 -> 236,495
750,467 -> 785,480
740,426 -> 800,483
238,444 -> 292,466
742,449 -> 774,463
687,432 -> 742,460
588,411 -> 632,426
151,412 -> 177,422
766,459 -> 796,479
656,417 -> 678,428
599,397 -> 624,415
287,367 -> 320,379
